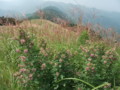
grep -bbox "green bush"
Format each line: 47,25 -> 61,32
78,30 -> 89,45
14,30 -> 77,90
13,30 -> 120,90
76,42 -> 120,88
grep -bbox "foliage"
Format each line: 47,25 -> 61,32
0,20 -> 120,90
0,16 -> 20,26
12,30 -> 120,90
78,30 -> 89,45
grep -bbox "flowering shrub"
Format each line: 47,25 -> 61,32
14,30 -> 120,90
14,30 -> 77,89
78,42 -> 119,88
14,30 -> 40,88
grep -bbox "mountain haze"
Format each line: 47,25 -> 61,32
0,1 -> 120,32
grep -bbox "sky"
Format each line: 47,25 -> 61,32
48,0 -> 120,12
0,0 -> 120,12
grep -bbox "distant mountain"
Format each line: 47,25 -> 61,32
26,1 -> 120,32
1,1 -> 120,32
27,6 -> 75,25
43,6 -> 68,21
42,2 -> 120,31
28,6 -> 65,19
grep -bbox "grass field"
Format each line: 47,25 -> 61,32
0,19 -> 120,90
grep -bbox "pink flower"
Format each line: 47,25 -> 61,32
40,48 -> 48,56
91,67 -> 95,70
41,63 -> 46,70
78,88 -> 82,90
44,53 -> 48,57
105,51 -> 109,55
21,59 -> 26,62
19,68 -> 27,73
95,54 -> 98,57
85,49 -> 88,53
29,74 -> 33,78
16,49 -> 20,53
59,59 -> 63,63
87,63 -> 91,66
104,61 -> 107,64
88,58 -> 92,61
61,54 -> 66,58
18,64 -> 25,68
102,56 -> 106,59
32,68 -> 36,72
20,56 -> 26,60
66,50 -> 72,56
49,62 -> 53,65
20,56 -> 26,62
18,75 -> 23,79
20,39 -> 26,44
86,67 -> 90,71
22,80 -> 27,84
24,49 -> 28,53
13,72 -> 20,77
90,54 -> 95,57
66,50 -> 71,54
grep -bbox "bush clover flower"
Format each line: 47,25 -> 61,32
41,63 -> 46,70
86,67 -> 90,71
20,39 -> 26,44
24,49 -> 28,53
16,49 -> 20,53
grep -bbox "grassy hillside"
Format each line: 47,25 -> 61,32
27,1 -> 120,32
0,19 -> 120,90
28,6 -> 71,23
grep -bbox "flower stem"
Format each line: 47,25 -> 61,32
56,78 -> 95,88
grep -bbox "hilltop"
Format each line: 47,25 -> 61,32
0,18 -> 120,90
1,1 -> 120,32
24,1 -> 120,33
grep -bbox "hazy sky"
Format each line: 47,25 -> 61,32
0,0 -> 120,12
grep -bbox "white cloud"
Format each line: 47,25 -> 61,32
0,0 -> 120,12
44,0 -> 120,12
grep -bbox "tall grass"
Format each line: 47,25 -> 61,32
0,19 -> 120,90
